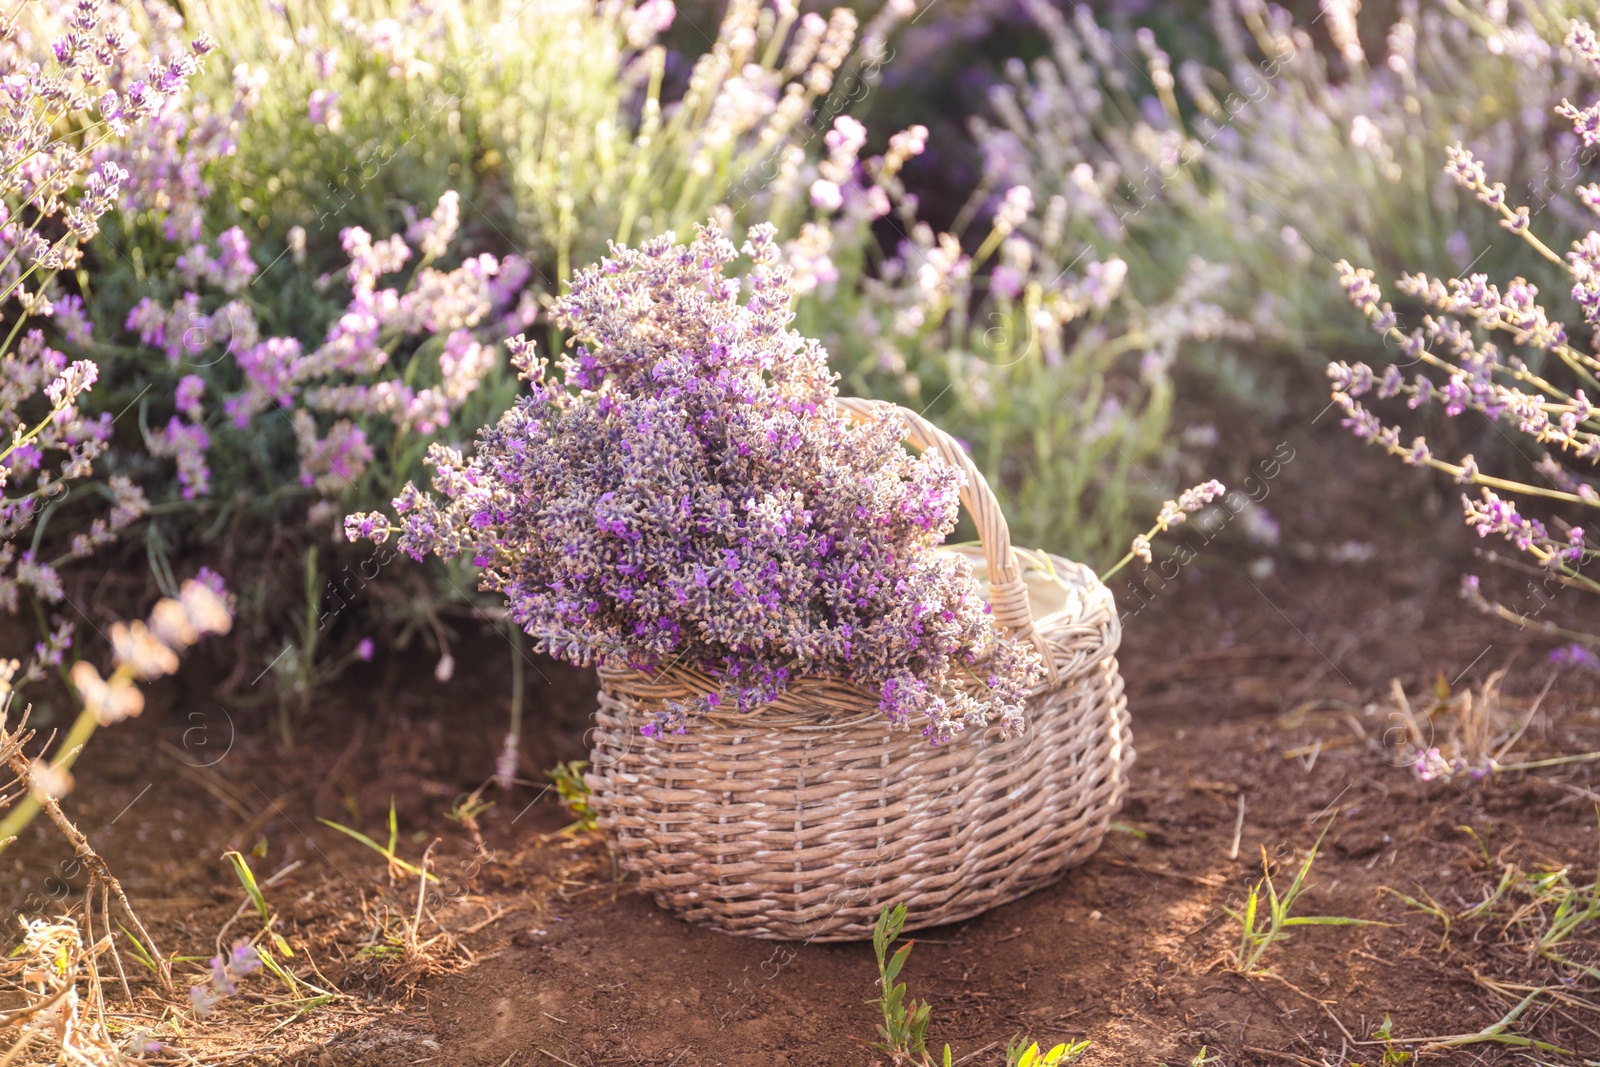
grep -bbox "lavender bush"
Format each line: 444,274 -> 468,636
1329,19 -> 1600,647
784,114 -> 1239,558
350,223 -> 1043,743
112,191 -> 530,538
51,0 -> 1199,684
177,0 -> 915,283
41,0 -> 931,678
1,2 -> 199,700
0,2 -> 545,688
71,0 -> 913,490
974,0 -> 1593,394
0,16 -> 234,1050
1,4 -> 235,726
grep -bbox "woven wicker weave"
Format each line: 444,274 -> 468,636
585,398 -> 1131,941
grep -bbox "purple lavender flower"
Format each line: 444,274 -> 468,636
50,294 -> 94,345
149,417 -> 211,500
190,941 -> 261,1017
1330,23 -> 1600,649
308,88 -> 341,129
194,567 -> 229,599
1548,643 -> 1599,670
175,374 -> 206,420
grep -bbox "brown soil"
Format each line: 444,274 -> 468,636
6,411 -> 1600,1066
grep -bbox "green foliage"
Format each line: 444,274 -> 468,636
547,760 -> 598,834
1005,1037 -> 1090,1067
869,904 -> 948,1066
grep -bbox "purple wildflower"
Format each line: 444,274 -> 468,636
1549,643 -> 1600,670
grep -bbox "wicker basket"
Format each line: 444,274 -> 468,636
584,397 -> 1131,941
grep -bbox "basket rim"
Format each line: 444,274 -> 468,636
595,544 -> 1119,732
940,544 -> 1103,632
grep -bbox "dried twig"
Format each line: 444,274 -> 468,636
2,746 -> 170,990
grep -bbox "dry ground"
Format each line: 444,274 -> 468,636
5,411 -> 1600,1066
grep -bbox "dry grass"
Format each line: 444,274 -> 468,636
1382,669 -> 1547,778
0,917 -> 129,1067
0,705 -> 508,1064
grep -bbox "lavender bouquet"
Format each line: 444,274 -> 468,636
349,223 -> 1043,743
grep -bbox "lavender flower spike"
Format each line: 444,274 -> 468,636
1103,480 -> 1229,582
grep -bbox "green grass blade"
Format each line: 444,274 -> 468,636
224,850 -> 271,924
116,921 -> 160,975
316,817 -> 439,883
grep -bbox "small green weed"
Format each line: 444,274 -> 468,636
116,920 -> 166,977
223,850 -> 294,961
871,906 -> 1087,1067
446,789 -> 494,825
1157,1050 -> 1219,1067
206,852 -> 335,1013
1413,989 -> 1574,1057
1004,1036 -> 1090,1066
1368,1015 -> 1412,1066
319,800 -> 439,883
1387,814 -> 1600,980
1520,834 -> 1600,979
1227,820 -> 1383,974
870,903 -> 949,1067
1372,817 -> 1600,1059
1380,886 -> 1453,951
547,760 -> 598,834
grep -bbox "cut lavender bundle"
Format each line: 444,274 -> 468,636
350,223 -> 1043,743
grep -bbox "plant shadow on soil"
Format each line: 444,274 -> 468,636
5,407 -> 1600,1066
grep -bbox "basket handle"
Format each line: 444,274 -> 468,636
833,396 -> 1059,681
